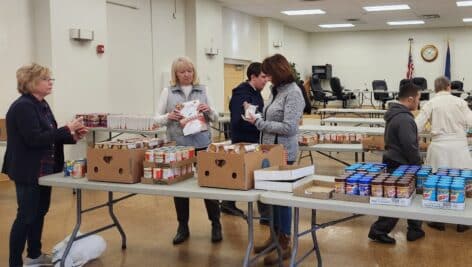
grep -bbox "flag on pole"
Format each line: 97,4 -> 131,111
406,39 -> 414,79
445,41 -> 451,80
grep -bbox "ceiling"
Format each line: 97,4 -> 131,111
218,0 -> 472,32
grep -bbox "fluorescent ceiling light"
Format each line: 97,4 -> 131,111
387,20 -> 425,25
281,9 -> 326,15
457,1 -> 472,7
363,4 -> 410,12
318,23 -> 355,28
463,18 -> 472,22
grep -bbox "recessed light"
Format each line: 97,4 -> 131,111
281,9 -> 326,15
463,18 -> 472,22
318,23 -> 355,28
363,4 -> 410,12
457,1 -> 472,7
387,20 -> 425,26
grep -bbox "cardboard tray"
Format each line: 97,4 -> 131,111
361,135 -> 384,151
370,193 -> 414,207
254,164 -> 314,181
293,179 -> 334,200
422,200 -> 465,211
333,192 -> 370,203
143,157 -> 196,168
141,172 -> 194,185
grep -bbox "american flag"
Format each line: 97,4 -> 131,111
406,39 -> 414,79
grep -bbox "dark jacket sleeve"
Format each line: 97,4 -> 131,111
398,117 -> 421,165
230,94 -> 257,137
13,102 -> 73,148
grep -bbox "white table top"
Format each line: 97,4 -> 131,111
88,127 -> 166,135
318,108 -> 386,114
299,125 -> 384,135
217,116 -> 230,123
300,143 -> 364,153
260,191 -> 472,225
322,117 -> 385,126
39,173 -> 260,202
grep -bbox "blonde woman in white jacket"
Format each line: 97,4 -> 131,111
416,76 -> 472,232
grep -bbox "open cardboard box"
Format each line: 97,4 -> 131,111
254,164 -> 314,181
333,192 -> 370,203
361,135 -> 384,151
293,179 -> 334,200
197,143 -> 285,190
87,147 -> 146,183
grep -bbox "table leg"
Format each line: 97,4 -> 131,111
108,192 -> 127,249
60,189 -> 83,267
355,152 -> 358,162
243,202 -> 254,267
362,152 -> 365,162
311,210 -> 323,267
290,207 -> 300,267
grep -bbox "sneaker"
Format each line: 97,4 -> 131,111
24,254 -> 52,266
368,231 -> 396,244
407,229 -> 425,241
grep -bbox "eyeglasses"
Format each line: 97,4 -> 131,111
41,77 -> 55,82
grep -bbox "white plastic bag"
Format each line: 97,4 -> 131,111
52,232 -> 107,267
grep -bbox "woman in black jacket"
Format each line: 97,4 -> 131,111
2,63 -> 86,267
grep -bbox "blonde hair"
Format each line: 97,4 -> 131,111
16,63 -> 51,94
170,57 -> 199,86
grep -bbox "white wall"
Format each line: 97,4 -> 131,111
309,27 -> 472,92
0,0 -> 34,116
282,26 -> 310,80
152,0 -> 187,103
107,0 -> 154,114
222,8 -> 260,62
49,0 -> 110,123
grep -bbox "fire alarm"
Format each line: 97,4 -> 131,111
96,44 -> 105,54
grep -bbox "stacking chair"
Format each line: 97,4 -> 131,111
372,80 -> 393,109
412,77 -> 429,101
451,80 -> 464,97
329,77 -> 356,108
310,76 -> 337,108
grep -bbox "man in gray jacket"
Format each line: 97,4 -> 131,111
368,82 -> 425,244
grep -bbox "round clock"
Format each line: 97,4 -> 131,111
421,45 -> 438,62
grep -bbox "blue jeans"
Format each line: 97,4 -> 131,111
272,160 -> 294,235
9,183 -> 51,267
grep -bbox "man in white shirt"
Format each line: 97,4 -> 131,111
416,76 -> 472,232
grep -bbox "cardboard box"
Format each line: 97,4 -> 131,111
422,200 -> 465,210
0,119 -> 6,141
197,144 -> 285,190
255,176 -> 312,193
142,158 -> 196,185
254,164 -> 314,181
87,147 -> 145,183
293,179 -> 334,200
333,192 -> 370,203
361,135 -> 384,151
370,193 -> 414,207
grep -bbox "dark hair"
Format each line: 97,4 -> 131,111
246,62 -> 262,81
398,81 -> 420,99
262,54 -> 295,87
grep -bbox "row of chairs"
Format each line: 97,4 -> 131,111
311,76 -> 465,109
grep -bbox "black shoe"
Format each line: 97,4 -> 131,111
407,229 -> 425,241
172,225 -> 190,245
259,219 -> 270,226
457,224 -> 470,233
211,222 -> 222,243
427,222 -> 446,231
368,231 -> 396,244
221,201 -> 245,217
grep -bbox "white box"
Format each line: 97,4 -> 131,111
255,176 -> 312,193
422,200 -> 465,211
254,164 -> 314,181
370,193 -> 414,207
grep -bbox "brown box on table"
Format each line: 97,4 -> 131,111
0,119 -> 7,141
197,144 -> 285,190
333,192 -> 370,203
293,180 -> 335,200
87,147 -> 145,183
361,136 -> 384,151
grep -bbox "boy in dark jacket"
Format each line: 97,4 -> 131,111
368,82 -> 425,244
220,63 -> 267,216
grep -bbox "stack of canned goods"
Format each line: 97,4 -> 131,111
391,165 -> 432,192
64,159 -> 87,178
143,146 -> 195,181
423,175 -> 466,203
298,132 -> 364,145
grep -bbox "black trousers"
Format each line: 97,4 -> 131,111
370,156 -> 422,235
174,197 -> 220,225
10,183 -> 51,267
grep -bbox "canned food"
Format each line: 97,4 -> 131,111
143,167 -> 153,179
145,150 -> 154,162
153,168 -> 162,180
72,160 -> 86,178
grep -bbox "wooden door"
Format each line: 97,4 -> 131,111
224,64 -> 245,112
